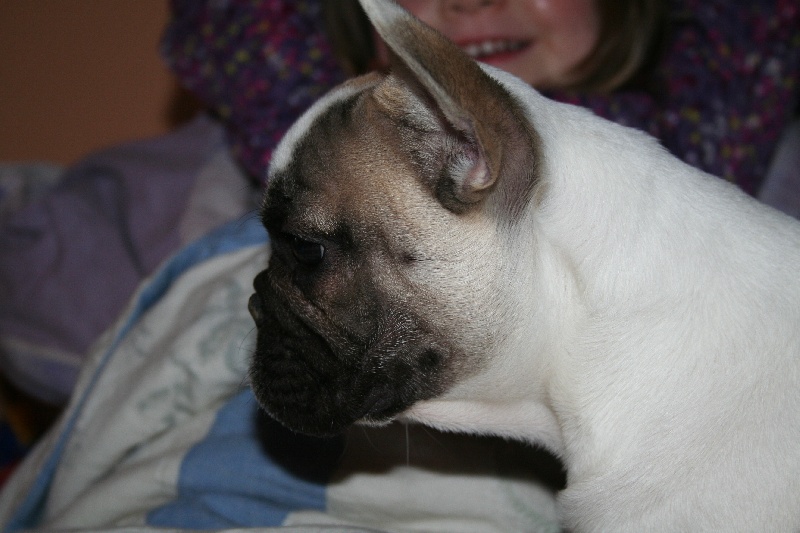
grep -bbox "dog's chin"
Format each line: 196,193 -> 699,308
250,347 -> 418,437
251,373 -> 410,437
248,287 -> 448,438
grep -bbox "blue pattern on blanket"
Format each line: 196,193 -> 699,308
148,389 -> 343,527
3,217 -> 269,532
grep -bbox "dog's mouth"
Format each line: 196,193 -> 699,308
248,277 -> 449,437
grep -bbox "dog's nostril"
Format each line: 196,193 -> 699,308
419,349 -> 440,371
248,293 -> 265,323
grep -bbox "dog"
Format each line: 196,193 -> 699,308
248,0 -> 800,530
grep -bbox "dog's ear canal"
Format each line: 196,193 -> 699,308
360,0 -> 537,214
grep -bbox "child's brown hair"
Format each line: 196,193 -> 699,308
323,0 -> 667,93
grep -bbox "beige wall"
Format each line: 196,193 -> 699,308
0,0 -> 194,165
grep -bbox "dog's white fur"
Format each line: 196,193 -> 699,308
273,1 -> 800,529
402,67 -> 800,531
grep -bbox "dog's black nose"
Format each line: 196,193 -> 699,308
248,293 -> 265,324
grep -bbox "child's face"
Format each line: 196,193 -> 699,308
391,0 -> 600,89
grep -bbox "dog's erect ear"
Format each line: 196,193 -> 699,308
359,0 -> 538,214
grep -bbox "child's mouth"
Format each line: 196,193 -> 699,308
459,39 -> 531,62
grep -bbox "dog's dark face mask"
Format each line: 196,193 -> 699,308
247,109 -> 461,436
249,265 -> 451,437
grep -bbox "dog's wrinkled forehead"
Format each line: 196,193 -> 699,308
268,74 -> 382,184
263,72 -> 433,239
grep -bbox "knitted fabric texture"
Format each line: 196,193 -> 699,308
162,0 -> 800,194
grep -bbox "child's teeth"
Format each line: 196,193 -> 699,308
463,40 -> 523,58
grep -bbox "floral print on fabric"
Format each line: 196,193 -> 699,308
162,0 -> 345,183
549,0 -> 799,195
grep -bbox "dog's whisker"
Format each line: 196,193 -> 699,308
418,425 -> 448,453
404,421 -> 411,467
237,325 -> 257,351
359,426 -> 381,454
235,209 -> 261,230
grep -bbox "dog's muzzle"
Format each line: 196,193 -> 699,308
248,271 -> 447,437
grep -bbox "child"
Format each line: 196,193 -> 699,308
327,0 -> 666,93
1,0 -> 797,405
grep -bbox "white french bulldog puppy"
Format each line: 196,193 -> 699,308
248,0 -> 800,530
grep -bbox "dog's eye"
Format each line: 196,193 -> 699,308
290,236 -> 326,267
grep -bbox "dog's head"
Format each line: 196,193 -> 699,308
249,0 -> 542,437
